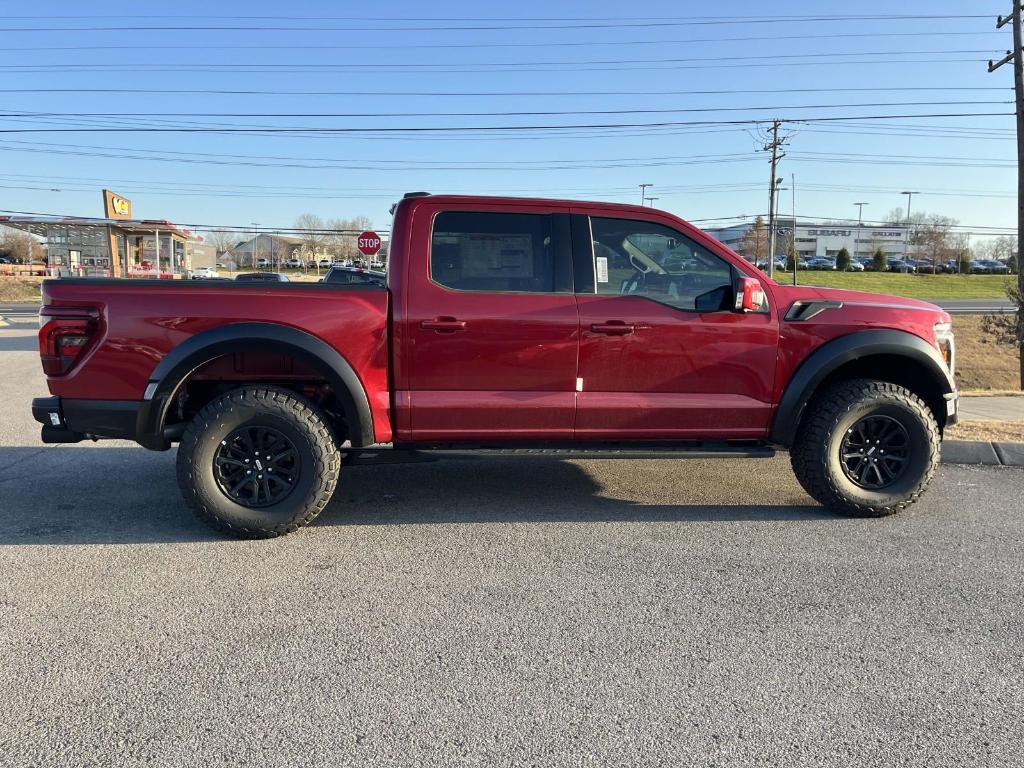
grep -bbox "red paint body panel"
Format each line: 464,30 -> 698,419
41,281 -> 393,442
40,193 -> 953,449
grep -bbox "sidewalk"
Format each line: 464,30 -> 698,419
959,395 -> 1024,422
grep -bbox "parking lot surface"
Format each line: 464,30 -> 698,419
1,317 -> 1023,767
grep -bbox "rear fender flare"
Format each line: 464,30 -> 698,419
136,322 -> 373,450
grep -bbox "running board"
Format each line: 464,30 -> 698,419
343,442 -> 775,465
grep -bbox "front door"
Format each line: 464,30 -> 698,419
399,204 -> 579,441
573,213 -> 779,440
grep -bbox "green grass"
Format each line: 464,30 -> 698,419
776,271 -> 1015,299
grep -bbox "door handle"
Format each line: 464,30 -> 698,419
420,317 -> 467,333
590,321 -> 635,335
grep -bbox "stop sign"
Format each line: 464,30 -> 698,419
357,230 -> 382,257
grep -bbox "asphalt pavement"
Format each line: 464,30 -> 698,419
2,317 -> 1023,767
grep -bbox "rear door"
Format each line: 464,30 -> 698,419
399,202 -> 579,441
572,212 -> 779,440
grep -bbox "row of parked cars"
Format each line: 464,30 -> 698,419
755,256 -> 1015,274
250,257 -> 386,271
225,266 -> 387,286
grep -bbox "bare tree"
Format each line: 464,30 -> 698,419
326,216 -> 373,260
737,216 -> 768,263
294,213 -> 327,258
203,229 -> 238,255
911,214 -> 958,273
0,227 -> 40,264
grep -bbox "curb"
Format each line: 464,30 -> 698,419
942,440 -> 1024,467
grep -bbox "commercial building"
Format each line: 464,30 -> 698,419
0,190 -> 204,278
707,217 -> 914,262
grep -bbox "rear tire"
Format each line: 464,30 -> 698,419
176,386 -> 341,538
790,378 -> 940,517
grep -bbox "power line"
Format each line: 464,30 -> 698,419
0,30 -> 1005,53
0,86 -> 1008,98
0,100 -> 1010,119
0,14 -> 999,33
0,111 -> 1012,135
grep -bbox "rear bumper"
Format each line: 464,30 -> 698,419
32,396 -> 142,444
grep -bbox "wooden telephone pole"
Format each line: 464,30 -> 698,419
989,3 -> 1024,388
763,120 -> 789,280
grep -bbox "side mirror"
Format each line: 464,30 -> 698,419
734,276 -> 766,313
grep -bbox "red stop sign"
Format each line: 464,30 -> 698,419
357,231 -> 382,257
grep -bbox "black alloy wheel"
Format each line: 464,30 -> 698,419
213,425 -> 300,508
839,414 -> 912,490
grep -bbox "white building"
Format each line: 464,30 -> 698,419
707,217 -> 914,262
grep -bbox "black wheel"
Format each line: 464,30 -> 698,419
790,379 -> 940,517
176,386 -> 341,538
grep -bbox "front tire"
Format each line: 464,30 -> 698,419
790,379 -> 940,517
176,386 -> 341,538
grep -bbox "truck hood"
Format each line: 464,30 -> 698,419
771,283 -> 950,322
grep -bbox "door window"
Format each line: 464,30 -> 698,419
587,217 -> 734,312
430,211 -> 563,293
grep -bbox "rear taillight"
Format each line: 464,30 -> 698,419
39,306 -> 100,376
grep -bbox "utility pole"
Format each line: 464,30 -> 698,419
639,183 -> 653,206
763,119 -> 789,279
989,2 -> 1024,389
791,174 -> 798,286
646,197 -> 659,208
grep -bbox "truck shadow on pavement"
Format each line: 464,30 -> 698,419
0,446 -> 830,546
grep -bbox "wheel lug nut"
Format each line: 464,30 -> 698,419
246,470 -> 251,475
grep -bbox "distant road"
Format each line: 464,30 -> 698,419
0,302 -> 39,319
930,299 -> 1017,315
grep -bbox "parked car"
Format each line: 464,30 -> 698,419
845,260 -> 865,272
807,257 -> 835,270
978,259 -> 1010,274
190,267 -> 220,279
234,272 -> 290,282
940,260 -> 960,274
888,259 -> 915,274
284,257 -> 303,269
32,192 -> 958,537
321,266 -> 387,287
316,258 -> 333,269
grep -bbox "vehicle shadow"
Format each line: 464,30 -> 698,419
0,446 -> 829,546
0,332 -> 40,353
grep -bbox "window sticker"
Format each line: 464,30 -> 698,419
595,256 -> 609,283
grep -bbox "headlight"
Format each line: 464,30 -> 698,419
934,322 -> 955,377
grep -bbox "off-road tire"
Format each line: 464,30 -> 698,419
790,378 -> 940,517
176,386 -> 341,538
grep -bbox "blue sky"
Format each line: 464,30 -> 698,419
0,0 -> 1015,241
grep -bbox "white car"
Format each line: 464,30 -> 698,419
285,257 -> 303,268
317,258 -> 333,269
190,267 -> 219,279
254,258 -> 271,268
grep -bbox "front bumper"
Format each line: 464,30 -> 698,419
32,396 -> 141,444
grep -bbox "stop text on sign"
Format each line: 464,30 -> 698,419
357,231 -> 382,256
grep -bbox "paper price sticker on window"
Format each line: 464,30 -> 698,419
595,256 -> 609,283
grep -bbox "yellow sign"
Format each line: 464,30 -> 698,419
102,189 -> 132,219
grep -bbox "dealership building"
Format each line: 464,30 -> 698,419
706,218 -> 914,262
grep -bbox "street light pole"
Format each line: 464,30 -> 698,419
251,222 -> 259,269
854,202 -> 869,265
901,192 -> 918,263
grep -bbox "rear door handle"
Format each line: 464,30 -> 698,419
590,321 -> 635,335
420,317 -> 467,333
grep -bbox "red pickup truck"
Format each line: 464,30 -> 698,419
32,193 -> 958,537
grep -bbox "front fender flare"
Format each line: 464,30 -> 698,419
770,329 -> 955,447
136,322 -> 373,450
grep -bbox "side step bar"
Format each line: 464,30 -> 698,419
343,442 -> 775,465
